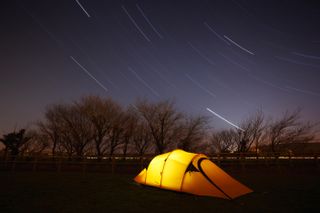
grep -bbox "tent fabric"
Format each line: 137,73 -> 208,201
134,149 -> 253,199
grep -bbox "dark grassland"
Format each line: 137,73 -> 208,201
0,167 -> 319,213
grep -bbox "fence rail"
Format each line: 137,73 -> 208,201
0,152 -> 319,173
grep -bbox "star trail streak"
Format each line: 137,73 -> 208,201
136,4 -> 163,39
291,52 -> 320,60
68,38 -> 118,89
224,35 -> 255,55
203,22 -> 230,45
70,56 -> 108,92
206,108 -> 244,131
286,86 -> 320,97
1,1 -> 320,133
128,67 -> 159,97
186,74 -> 216,98
121,5 -> 151,42
275,56 -> 320,69
218,52 -> 250,72
75,0 -> 91,17
188,42 -> 216,65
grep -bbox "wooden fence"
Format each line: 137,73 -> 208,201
0,152 -> 319,173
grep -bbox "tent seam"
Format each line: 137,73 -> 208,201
179,153 -> 200,191
159,150 -> 174,187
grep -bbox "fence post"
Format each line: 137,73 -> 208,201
111,157 -> 116,174
276,153 -> 282,173
82,160 -> 87,174
57,158 -> 62,173
264,154 -> 268,167
140,157 -> 144,170
11,158 -> 16,172
241,153 -> 245,173
288,152 -> 292,167
3,153 -> 8,169
32,157 -> 38,172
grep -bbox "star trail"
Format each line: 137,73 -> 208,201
1,0 -> 320,133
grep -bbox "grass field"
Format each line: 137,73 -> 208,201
0,168 -> 319,212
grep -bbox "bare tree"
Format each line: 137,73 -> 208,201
40,104 -> 74,158
132,121 -> 153,156
66,103 -> 94,158
59,131 -> 74,158
136,100 -> 183,154
20,130 -> 49,157
209,129 -> 238,153
126,105 -> 154,156
38,104 -> 64,157
120,108 -> 138,156
177,115 -> 208,152
44,103 -> 93,159
237,110 -> 265,153
266,109 -> 316,154
107,110 -> 126,156
79,96 -> 120,159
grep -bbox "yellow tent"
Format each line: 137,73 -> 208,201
134,149 -> 252,199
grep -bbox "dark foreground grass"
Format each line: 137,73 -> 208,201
0,169 -> 319,213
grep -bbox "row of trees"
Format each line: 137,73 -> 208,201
0,96 -> 318,158
210,110 -> 316,154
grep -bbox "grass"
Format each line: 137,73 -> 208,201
0,168 -> 319,213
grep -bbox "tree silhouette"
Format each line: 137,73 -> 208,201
266,109 -> 316,154
0,129 -> 31,157
78,96 -> 121,159
210,129 -> 238,153
177,115 -> 208,152
135,99 -> 183,154
237,110 -> 265,153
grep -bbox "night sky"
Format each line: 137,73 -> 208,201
1,0 -> 320,133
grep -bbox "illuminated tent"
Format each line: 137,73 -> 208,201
134,149 -> 252,199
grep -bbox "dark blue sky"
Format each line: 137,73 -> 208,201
1,0 -> 320,133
